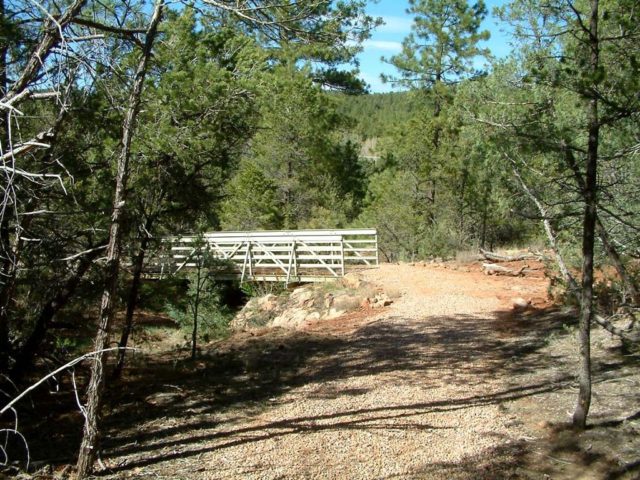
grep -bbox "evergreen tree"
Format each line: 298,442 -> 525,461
485,0 -> 640,427
381,0 -> 490,251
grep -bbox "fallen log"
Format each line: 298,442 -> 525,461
482,263 -> 528,276
480,248 -> 540,263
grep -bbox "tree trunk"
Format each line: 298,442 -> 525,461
426,76 -> 443,221
573,0 -> 599,430
0,222 -> 12,373
458,169 -> 468,232
0,0 -> 7,96
11,248 -> 102,379
0,216 -> 28,373
0,0 -> 8,373
75,3 -> 164,477
284,158 -> 293,229
480,187 -> 489,250
511,160 -> 577,290
112,233 -> 150,379
191,263 -> 201,361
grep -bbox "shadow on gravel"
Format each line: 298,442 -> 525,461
59,307 -> 577,473
11,305 -> 616,477
98,379 -> 568,475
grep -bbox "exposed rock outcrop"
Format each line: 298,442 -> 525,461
231,273 -> 395,331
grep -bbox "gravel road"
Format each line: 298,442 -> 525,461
100,263 -> 638,479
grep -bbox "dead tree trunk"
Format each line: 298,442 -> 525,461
573,0 -> 600,430
11,247 -> 103,380
510,160 -> 577,290
1,0 -> 85,374
0,0 -> 7,101
514,159 -> 640,343
75,3 -> 164,477
0,222 -> 13,373
0,213 -> 31,373
112,231 -> 151,379
563,148 -> 640,304
0,0 -> 8,374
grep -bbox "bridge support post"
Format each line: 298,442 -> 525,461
286,240 -> 296,285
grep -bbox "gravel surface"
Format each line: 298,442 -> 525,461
98,263 -> 639,480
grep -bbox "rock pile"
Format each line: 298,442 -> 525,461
231,274 -> 394,331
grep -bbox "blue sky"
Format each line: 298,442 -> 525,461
357,0 -> 512,93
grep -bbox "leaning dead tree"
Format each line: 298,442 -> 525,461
75,1 -> 165,477
511,159 -> 640,344
1,0 -> 159,375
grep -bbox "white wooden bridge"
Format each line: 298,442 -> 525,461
149,228 -> 378,283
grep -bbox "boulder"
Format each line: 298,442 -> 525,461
291,287 -> 315,306
369,292 -> 393,309
512,297 -> 531,311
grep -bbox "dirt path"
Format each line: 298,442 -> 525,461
97,264 -> 640,479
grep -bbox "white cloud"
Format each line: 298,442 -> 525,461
359,72 -> 397,94
363,40 -> 403,52
377,15 -> 412,34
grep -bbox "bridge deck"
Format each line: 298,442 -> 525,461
147,228 -> 378,283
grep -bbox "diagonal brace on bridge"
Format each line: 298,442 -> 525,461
149,229 -> 378,283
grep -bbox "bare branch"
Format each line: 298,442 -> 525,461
55,244 -> 107,262
0,347 -> 135,416
1,0 -> 86,105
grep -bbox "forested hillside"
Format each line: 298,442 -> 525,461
1,0 -> 639,477
336,91 -> 418,139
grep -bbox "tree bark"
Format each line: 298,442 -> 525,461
573,0 -> 599,430
11,248 -> 102,380
511,160 -> 577,290
112,232 -> 151,379
75,3 -> 164,477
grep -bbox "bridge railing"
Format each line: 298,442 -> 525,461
148,228 -> 378,283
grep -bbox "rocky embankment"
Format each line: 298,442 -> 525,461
231,273 -> 396,331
